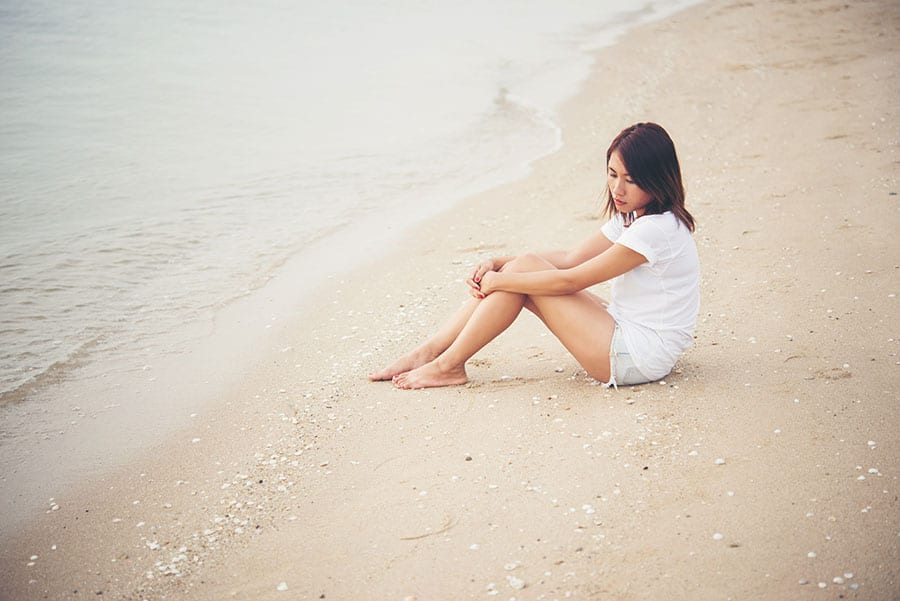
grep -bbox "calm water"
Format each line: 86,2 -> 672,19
0,1 -> 696,411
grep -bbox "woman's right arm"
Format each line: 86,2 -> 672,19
539,230 -> 614,269
474,229 -> 613,282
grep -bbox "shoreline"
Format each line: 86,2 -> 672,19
3,0 -> 899,599
0,0 -> 700,538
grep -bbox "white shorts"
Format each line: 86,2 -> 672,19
604,325 -> 651,389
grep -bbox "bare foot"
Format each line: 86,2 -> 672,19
392,360 -> 468,389
368,346 -> 436,381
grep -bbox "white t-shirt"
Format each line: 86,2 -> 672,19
600,211 -> 700,380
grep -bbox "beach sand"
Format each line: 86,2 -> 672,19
2,0 -> 898,599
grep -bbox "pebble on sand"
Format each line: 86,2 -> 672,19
277,582 -> 288,591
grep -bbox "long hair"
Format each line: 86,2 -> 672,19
602,122 -> 695,232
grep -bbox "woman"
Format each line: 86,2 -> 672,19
369,122 -> 699,389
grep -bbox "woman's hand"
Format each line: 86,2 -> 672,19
467,259 -> 494,299
478,271 -> 498,296
470,259 -> 495,285
467,270 -> 499,299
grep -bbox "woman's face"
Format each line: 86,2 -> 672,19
607,151 -> 653,217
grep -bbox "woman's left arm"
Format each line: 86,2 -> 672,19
478,244 -> 646,297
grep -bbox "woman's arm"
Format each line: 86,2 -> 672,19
475,230 -> 615,283
538,230 -> 615,269
471,255 -> 516,284
479,243 -> 646,297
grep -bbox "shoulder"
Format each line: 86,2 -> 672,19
600,213 -> 625,239
621,212 -> 695,264
629,212 -> 693,239
633,211 -> 679,230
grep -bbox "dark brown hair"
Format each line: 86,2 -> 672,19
603,122 -> 695,232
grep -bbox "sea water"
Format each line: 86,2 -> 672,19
0,0 -> 698,522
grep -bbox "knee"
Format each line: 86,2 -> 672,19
501,253 -> 550,273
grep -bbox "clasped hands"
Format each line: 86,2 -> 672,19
467,259 -> 499,300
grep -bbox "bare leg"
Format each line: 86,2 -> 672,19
392,253 -> 616,389
368,298 -> 480,381
392,288 -> 527,389
523,293 -> 615,382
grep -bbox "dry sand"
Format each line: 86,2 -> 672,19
2,0 -> 898,599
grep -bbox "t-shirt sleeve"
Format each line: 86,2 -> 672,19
600,214 -> 623,242
615,218 -> 661,265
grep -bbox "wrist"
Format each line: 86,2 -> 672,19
486,270 -> 505,293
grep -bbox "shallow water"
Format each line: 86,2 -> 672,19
0,0 -> 699,532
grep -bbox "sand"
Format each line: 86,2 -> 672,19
2,0 -> 898,599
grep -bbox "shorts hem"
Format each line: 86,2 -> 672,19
604,325 -> 652,389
